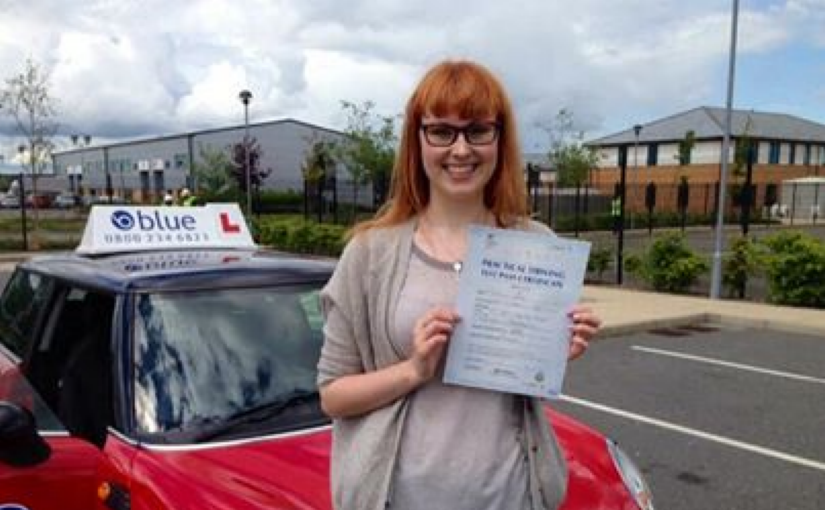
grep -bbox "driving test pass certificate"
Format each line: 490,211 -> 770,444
443,226 -> 591,399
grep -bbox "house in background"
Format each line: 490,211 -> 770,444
584,107 -> 825,214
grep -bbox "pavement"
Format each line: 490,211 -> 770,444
2,250 -> 824,339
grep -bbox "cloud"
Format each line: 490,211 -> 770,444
2,0 -> 825,158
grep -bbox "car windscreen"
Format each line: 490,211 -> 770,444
133,284 -> 327,443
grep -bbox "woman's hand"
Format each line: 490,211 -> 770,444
409,307 -> 461,384
567,305 -> 601,361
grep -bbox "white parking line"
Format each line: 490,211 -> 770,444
559,394 -> 825,473
632,345 -> 825,385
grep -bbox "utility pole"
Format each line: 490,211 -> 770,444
710,0 -> 740,300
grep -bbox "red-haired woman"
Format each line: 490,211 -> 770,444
318,60 -> 601,510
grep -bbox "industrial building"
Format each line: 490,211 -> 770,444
51,119 -> 345,204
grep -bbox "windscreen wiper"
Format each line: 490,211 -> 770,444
191,389 -> 320,443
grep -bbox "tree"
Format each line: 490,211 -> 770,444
546,109 -> 598,188
302,136 -> 337,222
675,130 -> 696,167
230,136 -> 272,213
192,144 -> 236,201
335,100 -> 397,217
0,58 -> 60,244
545,109 -> 600,233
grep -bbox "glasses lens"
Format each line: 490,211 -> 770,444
466,123 -> 498,144
424,125 -> 457,146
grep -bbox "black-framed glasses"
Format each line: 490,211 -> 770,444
420,122 -> 501,147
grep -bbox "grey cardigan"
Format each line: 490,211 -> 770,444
318,218 -> 568,510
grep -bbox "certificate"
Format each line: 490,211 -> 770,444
443,226 -> 591,399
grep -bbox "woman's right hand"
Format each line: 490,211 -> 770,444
319,307 -> 460,419
408,307 -> 461,384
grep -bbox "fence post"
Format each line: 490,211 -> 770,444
616,146 -> 628,285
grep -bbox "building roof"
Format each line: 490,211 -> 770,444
52,117 -> 345,156
586,106 -> 825,146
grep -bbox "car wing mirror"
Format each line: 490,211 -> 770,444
0,401 -> 52,467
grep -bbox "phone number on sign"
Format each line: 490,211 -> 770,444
103,232 -> 212,244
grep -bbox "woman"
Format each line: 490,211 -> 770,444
318,60 -> 601,510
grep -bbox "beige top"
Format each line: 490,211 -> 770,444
389,243 -> 530,509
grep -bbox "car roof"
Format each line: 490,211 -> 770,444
19,249 -> 336,294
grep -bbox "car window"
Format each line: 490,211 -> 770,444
133,285 -> 326,440
0,269 -> 54,358
22,287 -> 116,448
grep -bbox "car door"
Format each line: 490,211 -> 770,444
0,269 -> 103,510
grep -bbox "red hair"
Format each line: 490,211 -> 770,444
353,60 -> 528,235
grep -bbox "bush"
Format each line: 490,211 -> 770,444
257,215 -> 347,257
587,245 -> 612,281
625,232 -> 708,293
760,231 -> 825,308
722,236 -> 764,298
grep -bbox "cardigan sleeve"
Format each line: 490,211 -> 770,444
317,234 -> 372,387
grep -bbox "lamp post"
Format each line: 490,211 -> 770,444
16,145 -> 28,251
710,0 -> 740,300
239,90 -> 253,215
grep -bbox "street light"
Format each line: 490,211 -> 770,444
633,124 -> 642,230
239,89 -> 253,215
710,0 -> 740,300
16,144 -> 28,251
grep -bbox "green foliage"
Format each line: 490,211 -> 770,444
257,216 -> 347,256
675,130 -> 696,166
760,231 -> 825,308
732,115 -> 755,180
193,144 -> 237,200
546,109 -> 599,187
722,236 -> 763,298
625,232 -> 709,293
587,245 -> 612,281
335,100 -> 398,213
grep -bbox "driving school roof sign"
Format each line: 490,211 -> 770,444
76,203 -> 257,255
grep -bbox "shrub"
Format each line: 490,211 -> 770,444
760,231 -> 825,308
257,216 -> 347,257
624,232 -> 708,293
587,245 -> 612,281
722,236 -> 764,298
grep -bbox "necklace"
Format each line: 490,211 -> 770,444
417,209 -> 491,276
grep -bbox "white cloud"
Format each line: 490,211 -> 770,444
2,0 -> 825,159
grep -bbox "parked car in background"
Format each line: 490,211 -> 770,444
53,193 -> 82,209
81,194 -> 128,207
0,204 -> 654,510
0,194 -> 22,209
24,193 -> 55,209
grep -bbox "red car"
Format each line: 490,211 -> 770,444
0,205 -> 653,510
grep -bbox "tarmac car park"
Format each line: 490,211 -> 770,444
0,204 -> 654,510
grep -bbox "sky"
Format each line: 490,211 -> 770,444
1,0 -> 824,164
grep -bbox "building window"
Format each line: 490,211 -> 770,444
768,142 -> 780,164
789,144 -> 796,165
804,144 -> 811,166
646,143 -> 658,166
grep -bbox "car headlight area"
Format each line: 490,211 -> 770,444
606,438 -> 655,510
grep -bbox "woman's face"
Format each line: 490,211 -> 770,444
419,113 -> 499,203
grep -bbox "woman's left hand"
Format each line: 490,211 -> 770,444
567,305 -> 601,361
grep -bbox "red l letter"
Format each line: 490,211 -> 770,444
220,213 -> 241,233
